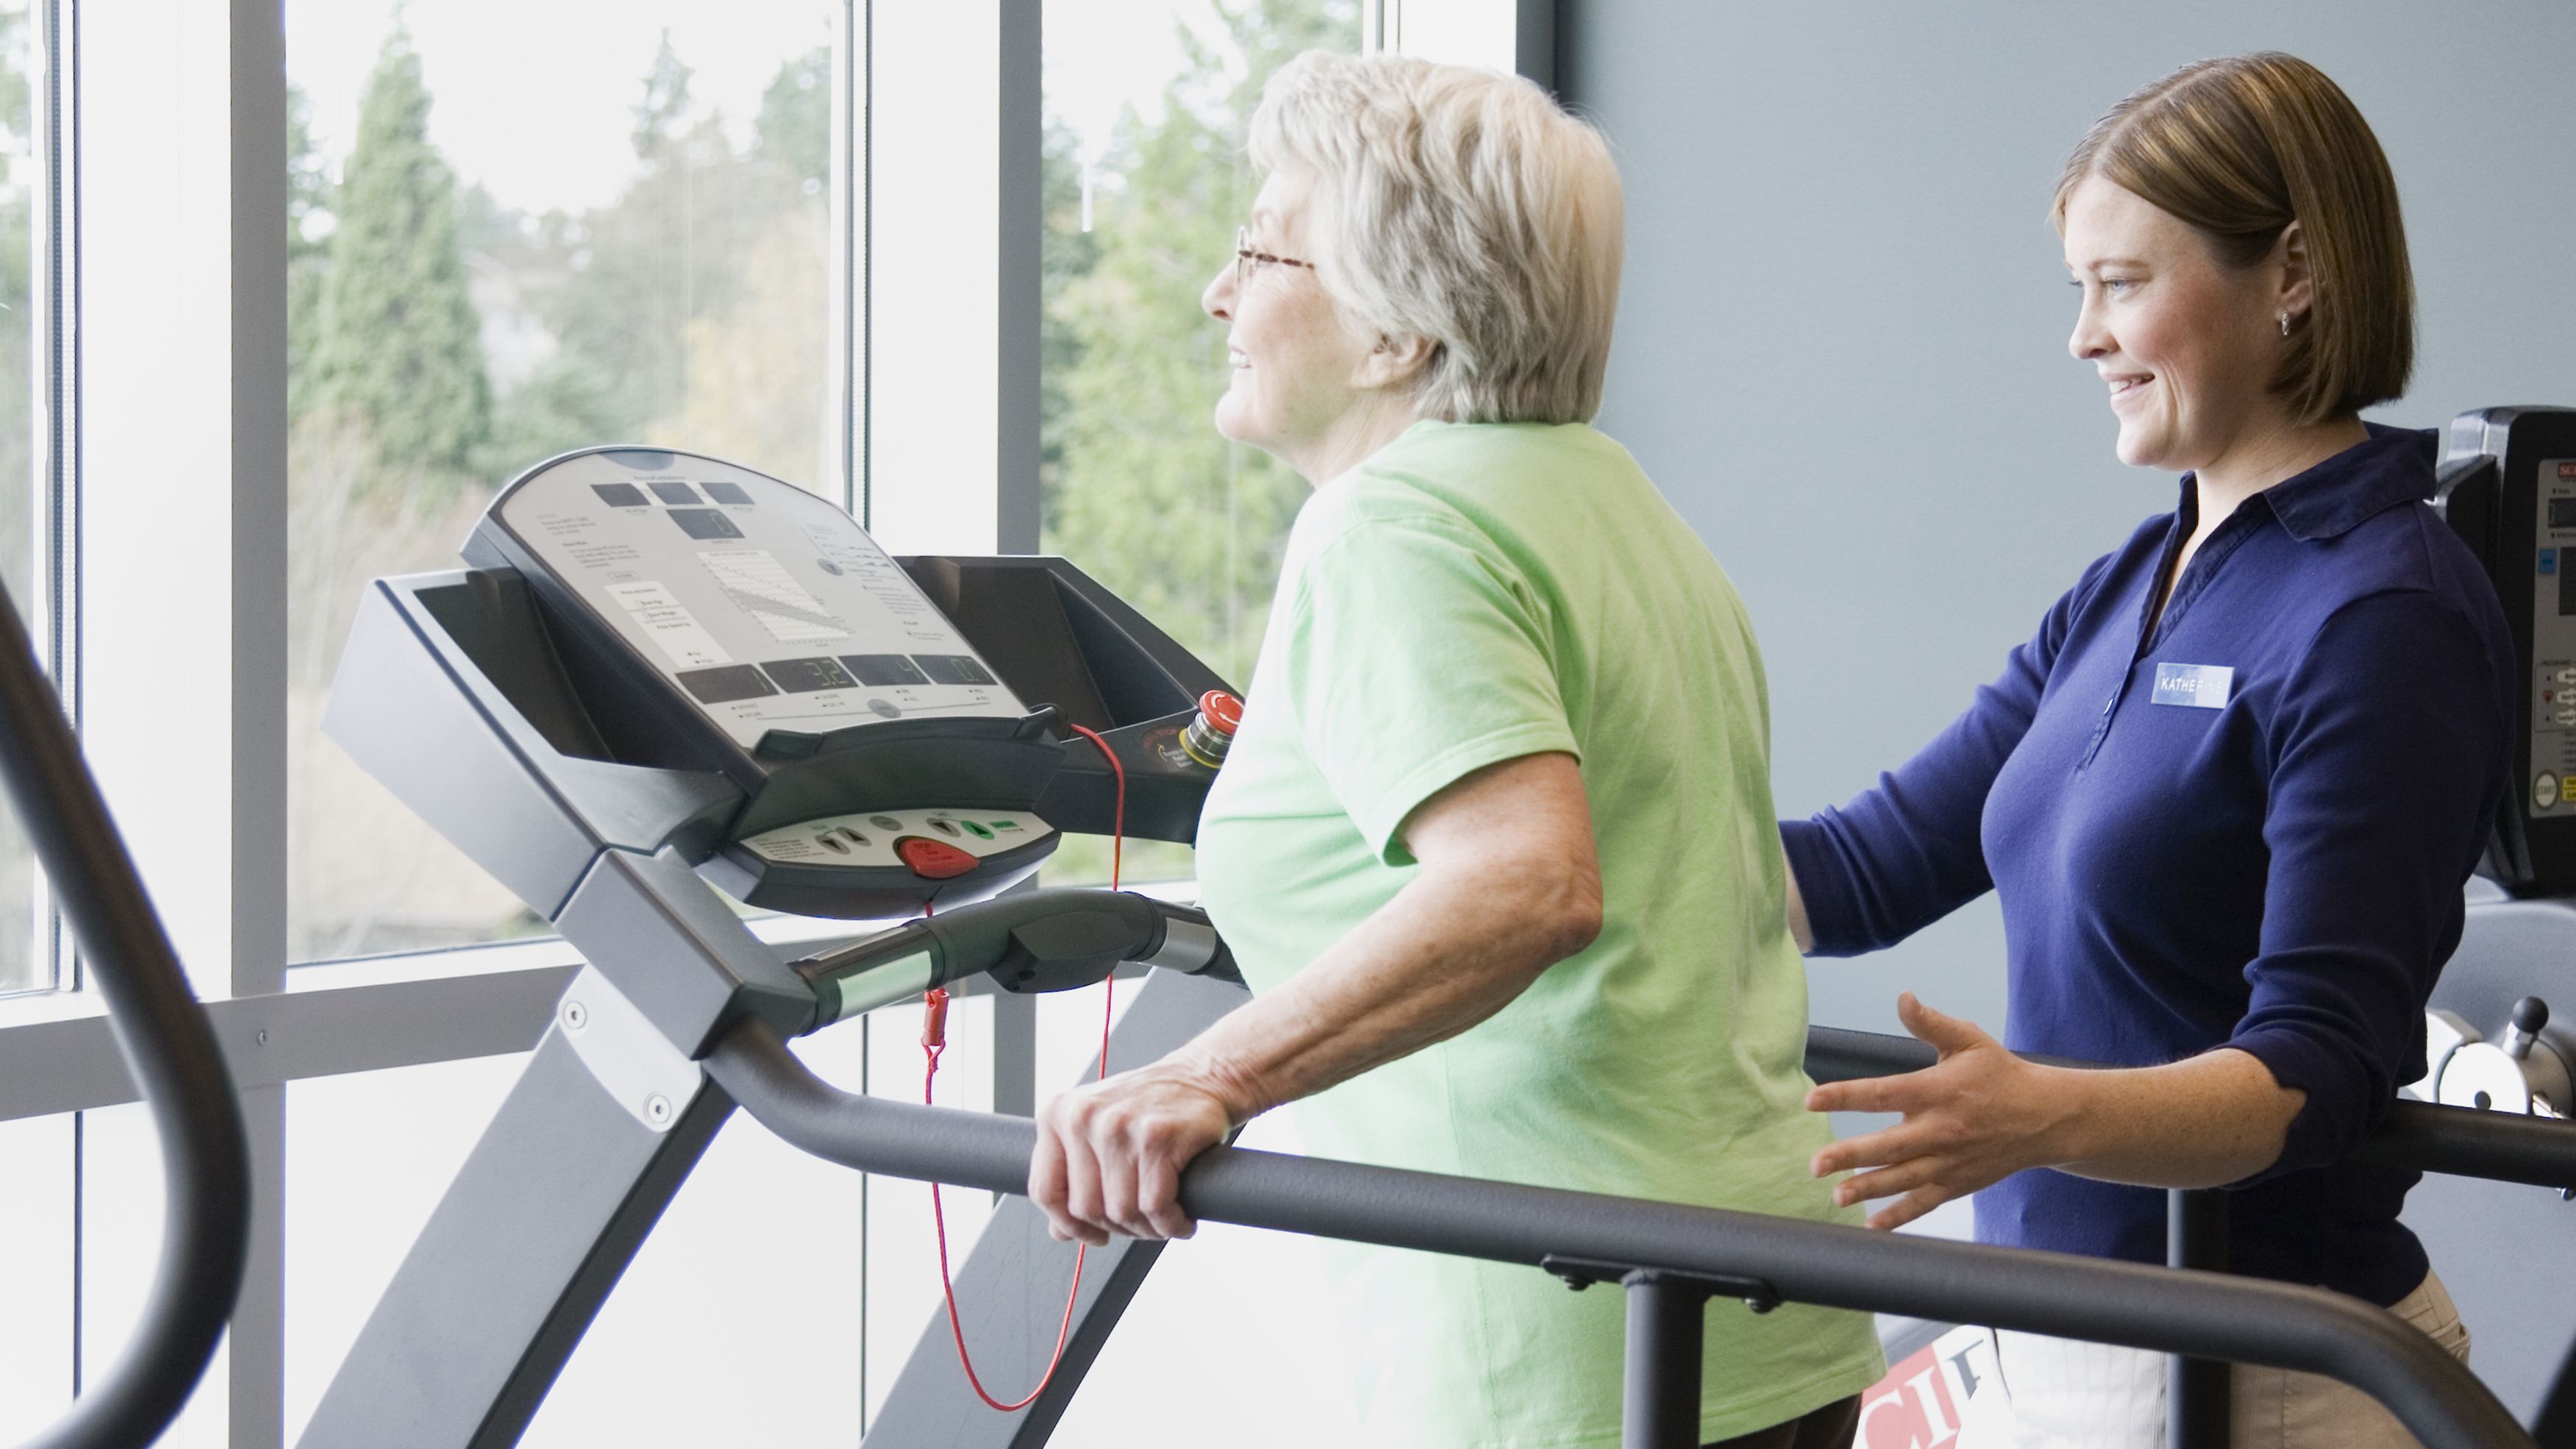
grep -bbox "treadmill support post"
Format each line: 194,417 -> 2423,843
1625,1275 -> 1709,1449
2169,1186 -> 2232,1449
1535,1256 -> 1784,1449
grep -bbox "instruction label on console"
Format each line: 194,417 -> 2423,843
493,454 -> 1026,749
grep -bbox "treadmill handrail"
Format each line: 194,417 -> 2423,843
0,585 -> 249,1449
707,1017 -> 2532,1449
1806,1024 -> 2576,1189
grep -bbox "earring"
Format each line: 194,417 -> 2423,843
2278,311 -> 2291,337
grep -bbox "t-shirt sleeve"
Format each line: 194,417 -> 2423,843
2227,590 -> 2507,1181
1280,508 -> 1579,866
1781,565 -> 2096,956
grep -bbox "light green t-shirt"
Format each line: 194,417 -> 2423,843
1196,420 -> 1883,1448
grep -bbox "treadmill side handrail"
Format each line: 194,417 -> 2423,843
0,582 -> 249,1449
706,1017 -> 2532,1449
1805,1024 -> 2576,1189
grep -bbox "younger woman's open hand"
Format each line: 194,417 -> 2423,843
1803,992 -> 2083,1231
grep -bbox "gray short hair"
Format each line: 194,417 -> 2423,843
1249,51 -> 1624,426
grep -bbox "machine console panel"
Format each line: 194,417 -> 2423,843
480,449 -> 1027,749
2438,407 -> 2576,894
2527,456 -> 2576,817
355,446 -> 1239,917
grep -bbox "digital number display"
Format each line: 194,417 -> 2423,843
668,509 -> 745,541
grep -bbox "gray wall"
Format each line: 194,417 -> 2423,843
1563,1 -> 2576,1037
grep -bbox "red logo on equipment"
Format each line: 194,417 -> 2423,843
1857,1326 -> 2005,1448
2559,463 -> 2576,480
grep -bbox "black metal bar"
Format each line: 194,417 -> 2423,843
2169,1189 -> 2232,1449
2345,1099 -> 2576,1186
0,583 -> 251,1448
1805,1025 -> 2576,1188
709,1018 -> 2535,1449
1624,1275 -> 1707,1449
2533,1333 -> 2576,1449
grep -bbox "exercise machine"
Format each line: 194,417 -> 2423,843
297,447 -> 1249,1448
300,445 -> 2556,1449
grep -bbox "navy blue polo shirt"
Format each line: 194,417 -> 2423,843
1783,425 -> 2513,1306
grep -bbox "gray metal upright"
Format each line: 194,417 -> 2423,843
296,1033 -> 733,1449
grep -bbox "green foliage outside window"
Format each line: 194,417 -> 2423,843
0,1 -> 34,990
304,31 -> 488,493
288,26 -> 832,958
1035,0 -> 1355,885
283,1 -> 1359,933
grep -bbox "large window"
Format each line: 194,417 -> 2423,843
0,4 -> 1499,1446
1033,0 -> 1357,888
0,1 -> 40,996
283,2 -> 838,961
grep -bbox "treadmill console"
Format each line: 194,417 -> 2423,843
2437,406 -> 2576,895
330,446 -> 1236,919
473,452 -> 1028,752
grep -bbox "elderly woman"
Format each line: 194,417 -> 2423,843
1791,54 -> 2512,1448
1029,51 -> 1884,1449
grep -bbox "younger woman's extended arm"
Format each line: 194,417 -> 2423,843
1805,994 -> 2305,1230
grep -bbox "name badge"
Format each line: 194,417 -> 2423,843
2151,662 -> 2234,710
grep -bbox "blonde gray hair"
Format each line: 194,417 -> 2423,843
1248,51 -> 1624,426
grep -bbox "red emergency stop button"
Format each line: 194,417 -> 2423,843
1182,690 -> 1244,769
896,836 -> 979,879
1198,689 -> 1241,734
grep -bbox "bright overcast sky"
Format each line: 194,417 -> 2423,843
288,0 -> 837,214
1045,0 -> 1229,165
287,0 -> 1224,214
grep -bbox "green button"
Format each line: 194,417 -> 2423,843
961,820 -> 995,840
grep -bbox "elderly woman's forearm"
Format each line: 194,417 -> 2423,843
1173,750 -> 1602,1122
1178,855 -> 1599,1120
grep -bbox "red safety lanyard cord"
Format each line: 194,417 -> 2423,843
922,721 -> 1127,1412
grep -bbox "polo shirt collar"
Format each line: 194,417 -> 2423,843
2178,423 -> 2436,543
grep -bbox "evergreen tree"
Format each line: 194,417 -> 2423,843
285,85 -> 335,416
632,31 -> 695,164
471,42 -> 823,483
756,46 -> 830,190
307,29 -> 488,483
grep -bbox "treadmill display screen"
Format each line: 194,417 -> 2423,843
493,453 -> 1027,747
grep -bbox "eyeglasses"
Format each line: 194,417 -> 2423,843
1235,226 -> 1316,288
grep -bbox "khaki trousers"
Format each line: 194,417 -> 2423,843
1960,1271 -> 2471,1449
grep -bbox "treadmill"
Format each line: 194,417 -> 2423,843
298,446 -> 1253,1448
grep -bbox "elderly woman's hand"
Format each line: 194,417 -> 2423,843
1026,750 -> 1602,1245
1805,991 -> 2310,1228
1030,1057 -> 1246,1245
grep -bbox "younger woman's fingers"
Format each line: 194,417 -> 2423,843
1833,1155 -> 1949,1206
1897,991 -> 1991,1056
1866,1189 -> 1947,1232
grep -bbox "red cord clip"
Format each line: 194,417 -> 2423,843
921,986 -> 951,1050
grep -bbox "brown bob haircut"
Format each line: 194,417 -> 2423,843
2054,53 -> 2413,426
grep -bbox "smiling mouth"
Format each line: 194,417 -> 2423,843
2106,374 -> 2151,405
1228,348 -> 1251,371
